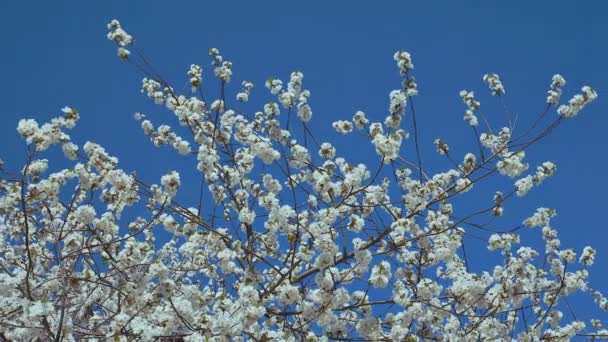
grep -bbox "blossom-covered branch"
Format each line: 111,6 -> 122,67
0,19 -> 605,341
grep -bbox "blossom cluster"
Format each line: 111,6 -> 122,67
482,73 -> 505,96
460,90 -> 480,127
106,19 -> 133,59
557,85 -> 598,118
547,74 -> 566,104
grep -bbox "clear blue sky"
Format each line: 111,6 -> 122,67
1,0 -> 607,326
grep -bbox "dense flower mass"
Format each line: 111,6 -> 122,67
0,19 -> 605,342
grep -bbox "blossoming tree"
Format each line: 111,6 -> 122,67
0,20 -> 606,341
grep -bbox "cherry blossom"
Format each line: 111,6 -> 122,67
0,19 -> 605,342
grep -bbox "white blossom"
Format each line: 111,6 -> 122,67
547,74 -> 566,104
483,72 -> 505,95
0,23 -> 602,342
557,85 -> 598,118
187,64 -> 202,92
369,261 -> 392,288
580,246 -> 596,266
332,120 -> 353,134
73,205 -> 96,225
160,170 -> 180,198
393,50 -> 414,75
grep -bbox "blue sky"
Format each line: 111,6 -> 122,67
1,0 -> 607,329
